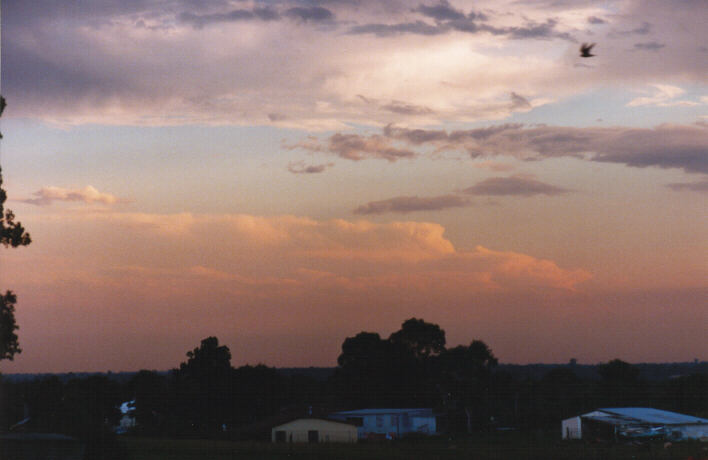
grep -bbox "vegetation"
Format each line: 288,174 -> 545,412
122,435 -> 708,460
0,96 -> 32,361
3,319 -> 706,446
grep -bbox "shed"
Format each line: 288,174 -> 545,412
562,408 -> 708,441
271,418 -> 358,443
329,408 -> 437,439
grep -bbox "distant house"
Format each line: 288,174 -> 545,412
329,408 -> 437,439
562,408 -> 708,441
271,418 -> 358,443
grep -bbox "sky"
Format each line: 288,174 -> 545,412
0,0 -> 706,373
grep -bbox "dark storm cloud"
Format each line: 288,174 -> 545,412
285,6 -> 335,22
353,194 -> 472,214
463,176 -> 570,196
666,180 -> 708,193
287,161 -> 334,174
633,41 -> 666,51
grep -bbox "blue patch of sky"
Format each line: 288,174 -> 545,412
509,86 -> 708,128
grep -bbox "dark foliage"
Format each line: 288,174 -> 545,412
0,96 -> 32,363
3,324 -> 706,446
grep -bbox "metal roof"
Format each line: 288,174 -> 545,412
332,408 -> 435,417
596,408 -> 708,426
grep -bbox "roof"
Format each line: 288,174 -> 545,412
577,408 -> 708,427
599,408 -> 708,425
332,408 -> 435,417
272,417 -> 358,430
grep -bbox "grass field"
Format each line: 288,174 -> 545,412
123,434 -> 708,460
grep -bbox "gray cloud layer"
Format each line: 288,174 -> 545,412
354,194 -> 472,214
383,123 -> 708,175
287,162 -> 335,174
463,176 -> 569,196
295,122 -> 708,176
667,180 -> 708,193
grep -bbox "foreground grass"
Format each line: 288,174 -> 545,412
123,434 -> 707,460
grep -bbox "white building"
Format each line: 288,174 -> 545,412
329,408 -> 437,439
271,418 -> 358,443
562,408 -> 708,441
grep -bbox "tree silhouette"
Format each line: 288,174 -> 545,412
176,337 -> 233,435
0,96 -> 31,361
389,317 -> 446,359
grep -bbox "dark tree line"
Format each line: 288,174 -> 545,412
3,318 -> 705,445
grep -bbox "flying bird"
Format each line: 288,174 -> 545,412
580,43 -> 596,58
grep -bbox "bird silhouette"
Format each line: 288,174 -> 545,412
580,43 -> 595,58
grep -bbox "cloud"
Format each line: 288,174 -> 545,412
348,15 -> 574,41
353,194 -> 472,214
474,161 -> 515,172
463,176 -> 570,196
414,1 -> 466,21
666,180 -> 708,193
4,0 -> 707,127
285,6 -> 335,22
626,84 -> 698,107
587,16 -> 606,24
287,161 -> 334,174
179,7 -> 280,28
348,20 -> 445,37
614,21 -> 652,36
633,41 -> 665,51
268,113 -> 288,122
32,210 -> 591,290
382,122 -> 708,175
510,92 -> 532,110
289,133 -> 416,162
21,186 -> 120,206
381,100 -> 435,115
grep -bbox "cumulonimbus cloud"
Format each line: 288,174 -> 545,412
21,185 -> 120,206
51,211 -> 591,290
